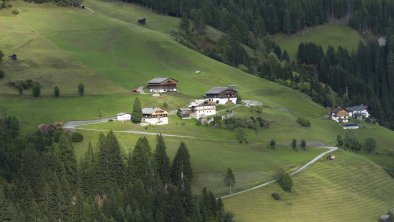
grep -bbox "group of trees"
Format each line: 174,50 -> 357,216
337,131 -> 377,153
0,115 -> 234,221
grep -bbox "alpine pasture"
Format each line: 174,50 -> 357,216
0,0 -> 394,221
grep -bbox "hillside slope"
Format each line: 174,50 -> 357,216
224,151 -> 394,222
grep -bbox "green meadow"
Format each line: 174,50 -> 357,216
224,150 -> 394,222
0,1 -> 393,220
272,24 -> 364,59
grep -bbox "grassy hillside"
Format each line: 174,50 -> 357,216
272,24 -> 364,59
0,1 -> 393,221
73,130 -> 323,194
224,150 -> 394,222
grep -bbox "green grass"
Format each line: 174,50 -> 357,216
73,130 -> 323,194
224,150 -> 394,222
1,1 -> 394,220
272,24 -> 364,59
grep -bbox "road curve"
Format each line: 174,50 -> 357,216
219,146 -> 338,199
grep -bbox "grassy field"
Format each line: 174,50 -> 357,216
224,150 -> 394,222
73,130 -> 324,194
271,24 -> 364,59
0,1 -> 394,220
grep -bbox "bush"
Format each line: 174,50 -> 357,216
296,117 -> 311,127
0,71 -> 4,79
32,84 -> 41,98
11,9 -> 19,15
274,168 -> 293,192
271,193 -> 281,200
71,132 -> 84,142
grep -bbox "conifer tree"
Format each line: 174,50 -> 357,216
58,134 -> 78,188
132,97 -> 143,123
154,135 -> 170,186
129,137 -> 152,188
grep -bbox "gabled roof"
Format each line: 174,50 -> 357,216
142,107 -> 167,115
347,104 -> 368,112
205,86 -> 237,95
330,107 -> 344,114
117,113 -> 130,116
147,77 -> 178,84
188,99 -> 216,108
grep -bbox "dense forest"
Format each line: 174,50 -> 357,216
125,0 -> 394,129
0,115 -> 234,221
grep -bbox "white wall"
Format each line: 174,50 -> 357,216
207,97 -> 237,105
143,117 -> 168,125
117,114 -> 131,122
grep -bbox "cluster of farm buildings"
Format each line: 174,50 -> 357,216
329,105 -> 370,129
116,77 -> 239,125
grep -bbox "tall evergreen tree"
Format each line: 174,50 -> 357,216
132,97 -> 143,123
58,134 -> 78,188
153,135 -> 170,186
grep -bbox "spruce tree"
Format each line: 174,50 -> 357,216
58,134 -> 78,188
224,168 -> 235,193
154,135 -> 170,186
129,137 -> 152,188
54,86 -> 60,97
170,142 -> 193,189
132,97 -> 143,123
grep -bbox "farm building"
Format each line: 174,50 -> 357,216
147,77 -> 178,93
179,100 -> 216,119
9,54 -> 17,61
343,123 -> 359,130
347,104 -> 370,119
205,86 -> 238,105
142,107 -> 168,125
380,215 -> 392,222
116,113 -> 131,122
330,108 -> 349,123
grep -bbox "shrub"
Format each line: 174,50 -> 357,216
0,71 -> 4,79
274,168 -> 293,192
32,84 -> 41,98
296,117 -> 311,127
11,9 -> 19,15
271,193 -> 281,200
71,132 -> 84,142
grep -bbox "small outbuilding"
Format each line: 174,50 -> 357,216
327,155 -> 336,160
9,54 -> 17,61
116,113 -> 131,122
380,215 -> 393,222
343,123 -> 359,130
138,18 -> 146,25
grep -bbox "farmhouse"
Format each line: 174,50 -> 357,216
142,107 -> 168,125
179,100 -> 216,119
147,77 -> 178,93
330,108 -> 349,123
380,215 -> 393,222
347,104 -> 370,119
205,86 -> 238,105
116,113 -> 131,122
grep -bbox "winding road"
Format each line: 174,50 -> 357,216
219,146 -> 338,199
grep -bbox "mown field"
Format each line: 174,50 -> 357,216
271,24 -> 364,59
224,150 -> 394,222
73,130 -> 323,194
0,1 -> 393,221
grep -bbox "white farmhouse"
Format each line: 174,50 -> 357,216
347,105 -> 370,119
179,100 -> 216,119
205,86 -> 238,105
330,108 -> 349,123
142,107 -> 168,125
116,113 -> 131,122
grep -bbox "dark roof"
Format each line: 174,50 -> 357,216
147,77 -> 177,84
205,86 -> 237,95
347,104 -> 368,112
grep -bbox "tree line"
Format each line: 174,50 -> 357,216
0,115 -> 234,221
